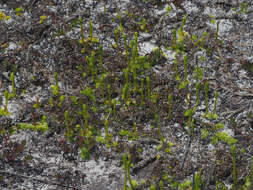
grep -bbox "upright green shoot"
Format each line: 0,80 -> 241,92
4,89 -> 9,114
89,19 -> 93,41
10,72 -> 16,97
51,72 -> 59,96
79,17 -> 85,44
64,110 -> 73,141
155,114 -> 165,143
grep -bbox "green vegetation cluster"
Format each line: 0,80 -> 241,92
1,2 -> 253,190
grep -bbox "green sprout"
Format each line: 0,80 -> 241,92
0,11 -> 10,20
122,84 -> 129,104
123,33 -> 128,52
88,19 -> 99,43
193,66 -> 203,81
122,154 -> 128,190
96,73 -> 107,102
18,118 -> 48,133
155,114 -> 165,143
193,169 -> 203,190
159,180 -> 164,190
51,72 -> 59,96
150,184 -> 156,190
113,29 -> 120,48
15,7 -> 23,16
216,21 -> 220,40
184,108 -> 194,133
132,122 -> 139,140
213,132 -> 237,146
4,89 -> 9,114
122,153 -> 136,190
79,17 -> 85,48
240,1 -> 248,14
166,5 -> 172,13
58,95 -> 65,107
89,19 -> 93,41
103,2 -> 106,14
194,32 -> 208,49
64,110 -> 73,141
86,51 -> 96,81
107,84 -> 111,104
140,18 -> 147,31
10,72 -> 16,97
210,15 -> 215,24
116,9 -> 123,33
133,32 -> 138,62
177,14 -> 187,44
33,96 -> 41,109
39,15 -> 47,24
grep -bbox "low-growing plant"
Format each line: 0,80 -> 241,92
0,11 -> 10,20
39,15 -> 47,24
51,72 -> 59,96
15,7 -> 23,16
122,153 -> 138,190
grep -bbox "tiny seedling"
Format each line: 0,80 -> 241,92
155,114 -> 165,143
4,89 -> 10,114
51,72 -> 59,96
122,153 -> 137,190
15,7 -> 23,16
113,29 -> 120,48
0,11 -> 10,20
122,83 -> 129,104
10,72 -> 16,98
39,15 -> 47,24
33,96 -> 41,109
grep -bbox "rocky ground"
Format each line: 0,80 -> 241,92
0,0 -> 253,189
